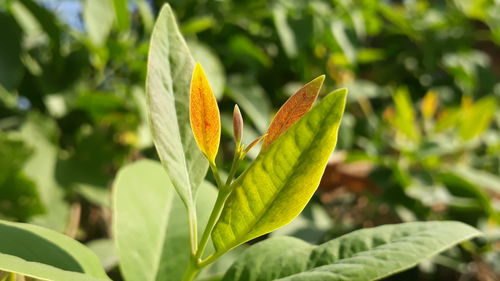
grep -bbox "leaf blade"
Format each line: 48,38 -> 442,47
0,253 -> 107,281
83,0 -> 114,47
190,63 -> 221,163
223,221 -> 481,281
113,160 -> 217,281
0,220 -> 108,280
262,75 -> 325,150
212,88 -> 347,254
146,4 -> 208,207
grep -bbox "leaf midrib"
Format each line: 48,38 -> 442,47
167,10 -> 198,202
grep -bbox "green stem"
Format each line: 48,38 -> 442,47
181,256 -> 200,281
209,162 -> 224,191
224,146 -> 243,188
195,149 -> 242,260
188,207 -> 198,255
195,191 -> 229,260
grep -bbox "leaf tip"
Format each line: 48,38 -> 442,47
312,74 -> 326,86
261,75 -> 326,150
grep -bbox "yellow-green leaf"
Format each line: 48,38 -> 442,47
211,88 -> 347,255
190,63 -> 221,163
262,75 -> 325,150
392,87 -> 420,142
459,96 -> 496,141
420,90 -> 438,119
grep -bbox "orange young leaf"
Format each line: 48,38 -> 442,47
189,63 -> 221,163
261,75 -> 325,150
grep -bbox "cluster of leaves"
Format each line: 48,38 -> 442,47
0,0 -> 498,280
0,5 -> 482,281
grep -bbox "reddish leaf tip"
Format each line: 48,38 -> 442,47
261,75 -> 325,150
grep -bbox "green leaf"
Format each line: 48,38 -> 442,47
223,221 -> 481,281
20,114 -> 69,232
0,134 -> 32,186
0,220 -> 108,281
135,0 -> 154,33
459,96 -> 496,141
331,20 -> 356,64
112,0 -> 130,32
181,16 -> 216,35
146,4 -> 208,209
113,160 -> 217,281
0,172 -> 44,220
228,35 -> 271,67
273,5 -> 298,58
84,0 -> 114,46
16,0 -> 62,48
0,12 -> 23,90
211,88 -> 347,255
392,87 -> 420,143
86,239 -> 118,272
450,166 -> 500,194
439,170 -> 497,220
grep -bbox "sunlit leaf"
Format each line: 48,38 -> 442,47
459,96 -> 496,141
83,0 -> 114,47
211,88 -> 347,255
112,0 -> 130,32
392,87 -> 420,143
420,90 -> 438,118
223,221 -> 480,281
273,5 -> 298,58
146,4 -> 208,208
190,63 -> 221,163
262,75 -> 325,150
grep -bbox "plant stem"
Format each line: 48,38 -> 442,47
188,207 -> 198,255
209,162 -> 224,191
195,191 -> 229,259
195,149 -> 242,260
181,256 -> 200,281
224,146 -> 243,188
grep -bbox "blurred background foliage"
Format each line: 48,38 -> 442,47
0,0 -> 499,280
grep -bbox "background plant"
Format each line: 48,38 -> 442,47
0,0 -> 499,280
